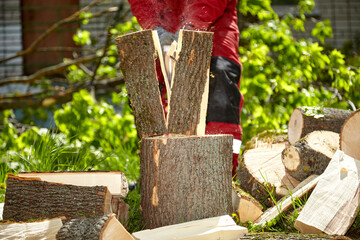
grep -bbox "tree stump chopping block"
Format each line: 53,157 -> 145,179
140,134 -> 233,229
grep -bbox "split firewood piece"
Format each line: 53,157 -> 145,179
232,182 -> 263,223
167,30 -> 213,136
112,196 -> 130,225
140,134 -> 233,229
237,141 -> 300,207
0,217 -> 64,240
254,175 -> 320,227
17,170 -> 128,197
282,131 -> 339,181
295,150 -> 360,235
340,108 -> 360,160
132,215 -> 248,240
288,107 -> 352,145
56,214 -> 135,240
116,30 -> 167,139
3,174 -> 111,221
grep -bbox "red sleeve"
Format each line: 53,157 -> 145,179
181,0 -> 230,31
128,0 -> 164,29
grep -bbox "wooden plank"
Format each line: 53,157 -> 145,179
116,30 -> 167,138
295,150 -> 360,235
3,174 -> 111,221
254,175 -> 320,226
140,134 -> 233,229
0,217 -> 63,240
167,30 -> 213,136
17,171 -> 128,197
132,215 -> 248,240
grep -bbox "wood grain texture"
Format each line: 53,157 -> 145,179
116,30 -> 166,138
282,131 -> 339,181
237,142 -> 300,207
239,232 -> 334,240
3,174 -> 111,221
167,30 -> 213,136
288,107 -> 351,145
140,134 -> 233,229
340,108 -> 360,160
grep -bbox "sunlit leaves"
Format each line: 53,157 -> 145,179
73,29 -> 92,46
312,20 -> 333,44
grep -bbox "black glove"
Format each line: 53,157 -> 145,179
154,27 -> 176,46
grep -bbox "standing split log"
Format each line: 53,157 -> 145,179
167,30 -> 213,136
288,107 -> 351,145
237,141 -> 300,206
3,174 -> 111,221
116,30 -> 167,138
140,134 -> 233,229
282,131 -> 339,181
340,108 -> 360,160
56,214 -> 135,240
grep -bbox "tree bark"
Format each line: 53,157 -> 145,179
282,131 -> 339,181
167,30 -> 213,136
116,30 -> 167,139
56,214 -> 135,240
237,142 -> 300,207
3,174 -> 111,221
288,107 -> 352,145
140,134 -> 233,229
340,108 -> 360,160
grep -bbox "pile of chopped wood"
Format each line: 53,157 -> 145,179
235,107 -> 360,237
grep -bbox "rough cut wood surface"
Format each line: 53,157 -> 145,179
17,170 -> 128,197
239,232 -> 334,240
295,150 -> 360,235
237,142 -> 300,206
116,30 -> 167,138
132,215 -> 248,240
282,131 -> 339,181
167,30 -> 213,136
0,217 -> 63,240
3,174 -> 111,221
140,134 -> 233,229
288,107 -> 351,145
340,108 -> 360,160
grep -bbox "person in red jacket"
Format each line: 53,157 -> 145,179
128,0 -> 243,177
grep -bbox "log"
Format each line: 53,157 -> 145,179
17,171 -> 128,197
288,107 -> 352,145
0,217 -> 63,240
140,134 -> 233,229
116,30 -> 167,138
237,141 -> 300,206
282,131 -> 339,181
56,214 -> 135,240
340,108 -> 360,160
239,232 -> 334,240
3,174 -> 111,221
112,196 -> 130,225
167,30 -> 213,136
295,150 -> 360,235
132,215 -> 248,240
254,175 -> 320,227
232,182 -> 263,223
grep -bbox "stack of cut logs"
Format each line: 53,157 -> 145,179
235,106 -> 360,236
